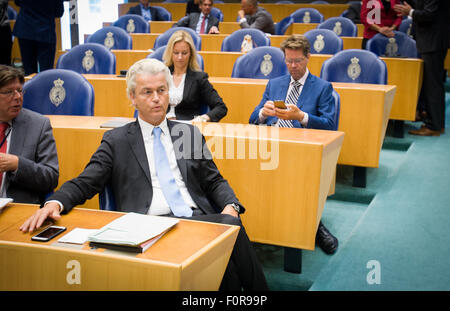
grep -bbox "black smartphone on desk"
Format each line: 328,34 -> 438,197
31,226 -> 66,242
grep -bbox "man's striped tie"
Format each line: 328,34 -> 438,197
276,80 -> 302,128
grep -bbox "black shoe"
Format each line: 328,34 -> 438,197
316,222 -> 338,255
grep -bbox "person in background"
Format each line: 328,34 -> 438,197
249,35 -> 338,255
126,0 -> 167,22
185,0 -> 201,15
360,0 -> 402,49
162,30 -> 227,122
0,0 -> 12,65
395,0 -> 449,136
20,58 -> 268,291
0,65 -> 59,203
237,0 -> 275,35
12,0 -> 64,75
173,0 -> 220,34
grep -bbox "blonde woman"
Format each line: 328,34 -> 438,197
162,30 -> 227,122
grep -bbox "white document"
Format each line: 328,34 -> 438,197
87,212 -> 179,246
58,228 -> 99,244
0,198 -> 13,212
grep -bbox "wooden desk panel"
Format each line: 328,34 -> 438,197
119,3 -> 349,23
308,54 -> 423,121
0,204 -> 238,290
46,116 -> 343,249
444,49 -> 450,77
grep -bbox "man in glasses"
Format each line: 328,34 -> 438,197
249,35 -> 339,255
0,65 -> 59,203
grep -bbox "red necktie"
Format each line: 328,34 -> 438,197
200,15 -> 206,34
0,122 -> 10,187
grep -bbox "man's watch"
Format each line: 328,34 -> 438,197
229,203 -> 241,214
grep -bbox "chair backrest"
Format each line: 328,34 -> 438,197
398,18 -> 413,37
311,0 -> 329,3
99,183 -> 116,211
153,6 -> 172,21
331,90 -> 340,130
231,46 -> 288,79
275,16 -> 294,35
291,8 -> 324,23
320,49 -> 387,84
23,69 -> 94,115
7,5 -> 17,20
221,29 -> 270,52
317,17 -> 357,37
153,27 -> 201,50
56,43 -> 116,74
147,45 -> 204,71
86,26 -> 132,50
366,31 -> 419,58
163,0 -> 187,2
276,0 -> 294,3
112,14 -> 150,33
304,29 -> 343,54
211,7 -> 224,22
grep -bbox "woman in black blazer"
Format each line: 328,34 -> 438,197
162,30 -> 227,122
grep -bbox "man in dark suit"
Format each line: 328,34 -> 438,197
238,0 -> 275,35
0,65 -> 59,204
20,58 -> 268,291
249,35 -> 339,255
395,0 -> 449,136
174,0 -> 220,34
12,0 -> 64,75
126,0 -> 166,22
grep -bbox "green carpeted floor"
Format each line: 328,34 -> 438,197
254,81 -> 450,291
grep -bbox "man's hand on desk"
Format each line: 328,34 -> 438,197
20,202 -> 61,232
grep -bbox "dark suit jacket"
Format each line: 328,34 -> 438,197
49,120 -> 243,215
249,73 -> 336,130
410,0 -> 448,53
170,67 -> 227,122
126,4 -> 166,21
174,13 -> 219,33
5,108 -> 59,203
12,0 -> 64,43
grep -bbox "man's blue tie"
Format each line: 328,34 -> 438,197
276,80 -> 302,128
153,127 -> 193,217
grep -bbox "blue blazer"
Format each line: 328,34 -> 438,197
126,4 -> 166,21
249,73 -> 336,130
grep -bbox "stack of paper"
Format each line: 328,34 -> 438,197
87,213 -> 179,253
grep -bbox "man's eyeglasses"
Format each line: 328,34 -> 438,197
285,58 -> 306,65
0,89 -> 25,98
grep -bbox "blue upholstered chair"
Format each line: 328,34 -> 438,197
276,1 -> 294,3
275,16 -> 294,35
163,0 -> 186,2
231,46 -> 288,79
291,8 -> 324,23
153,6 -> 172,21
320,49 -> 387,84
99,184 -> 116,211
221,29 -> 270,52
147,45 -> 205,70
331,90 -> 340,130
211,7 -> 224,22
304,29 -> 343,54
153,27 -> 201,50
398,18 -> 413,37
317,17 -> 357,37
112,14 -> 150,33
23,69 -> 94,115
311,0 -> 330,3
86,26 -> 132,50
366,31 -> 419,58
56,43 -> 116,74
7,5 -> 17,20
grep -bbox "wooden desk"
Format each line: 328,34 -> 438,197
130,33 -> 363,52
0,203 -> 238,290
118,3 -> 350,23
307,54 -> 423,121
46,116 -> 343,250
38,74 -> 393,170
445,49 -> 450,76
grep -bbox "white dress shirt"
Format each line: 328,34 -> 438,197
195,13 -> 209,34
259,68 -> 310,126
168,73 -> 185,119
139,117 -> 198,215
0,121 -> 13,197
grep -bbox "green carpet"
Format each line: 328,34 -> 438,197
255,87 -> 450,291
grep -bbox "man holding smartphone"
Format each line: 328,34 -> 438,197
249,35 -> 339,255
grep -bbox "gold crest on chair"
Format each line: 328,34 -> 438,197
260,54 -> 273,76
82,50 -> 95,72
126,19 -> 136,33
240,34 -> 253,54
104,32 -> 115,49
347,57 -> 361,81
313,34 -> 325,53
49,78 -> 66,107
